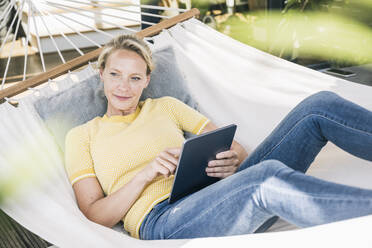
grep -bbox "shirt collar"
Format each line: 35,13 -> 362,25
102,105 -> 141,123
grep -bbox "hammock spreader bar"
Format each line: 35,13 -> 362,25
0,8 -> 200,104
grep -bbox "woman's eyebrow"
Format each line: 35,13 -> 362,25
106,67 -> 120,72
107,67 -> 145,75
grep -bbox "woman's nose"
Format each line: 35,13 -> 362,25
117,78 -> 131,90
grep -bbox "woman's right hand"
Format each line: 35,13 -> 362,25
140,147 -> 181,183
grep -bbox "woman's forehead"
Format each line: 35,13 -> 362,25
106,49 -> 147,72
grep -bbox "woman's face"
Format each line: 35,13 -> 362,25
100,49 -> 150,116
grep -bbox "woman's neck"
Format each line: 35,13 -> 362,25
106,105 -> 137,117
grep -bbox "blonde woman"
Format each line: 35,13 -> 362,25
65,34 -> 372,240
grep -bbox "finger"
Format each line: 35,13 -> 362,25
154,159 -> 170,176
166,147 -> 181,158
216,150 -> 238,159
206,171 -> 233,179
208,158 -> 239,167
156,157 -> 176,175
157,157 -> 176,174
159,151 -> 179,165
205,165 -> 237,174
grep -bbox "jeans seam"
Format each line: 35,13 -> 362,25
165,184 -> 261,239
262,182 -> 372,201
260,113 -> 372,163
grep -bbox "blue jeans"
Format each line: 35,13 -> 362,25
139,91 -> 372,240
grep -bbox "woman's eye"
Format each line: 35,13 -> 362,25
132,76 -> 141,81
110,72 -> 119,77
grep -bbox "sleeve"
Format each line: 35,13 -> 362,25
164,96 -> 210,135
64,125 -> 97,186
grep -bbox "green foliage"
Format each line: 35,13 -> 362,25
216,0 -> 372,65
0,135 -> 52,204
284,0 -> 333,12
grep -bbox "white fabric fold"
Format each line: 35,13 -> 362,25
1,18 -> 372,247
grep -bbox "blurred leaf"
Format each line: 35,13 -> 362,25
217,7 -> 372,65
0,136 -> 52,204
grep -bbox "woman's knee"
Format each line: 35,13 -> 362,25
248,159 -> 291,182
260,159 -> 289,172
299,91 -> 342,112
295,91 -> 343,115
241,160 -> 294,210
308,90 -> 341,102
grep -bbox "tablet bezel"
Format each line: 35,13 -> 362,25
168,124 -> 237,204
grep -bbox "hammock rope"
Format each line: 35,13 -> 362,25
30,1 -> 47,73
32,1 -> 67,64
23,0 -> 31,81
0,0 -> 195,106
0,0 -> 24,89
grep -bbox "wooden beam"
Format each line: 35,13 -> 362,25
136,8 -> 199,38
0,8 -> 200,103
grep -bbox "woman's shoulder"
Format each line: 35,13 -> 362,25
66,116 -> 101,140
157,96 -> 178,102
139,96 -> 176,108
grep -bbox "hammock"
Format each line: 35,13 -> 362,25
1,8 -> 372,248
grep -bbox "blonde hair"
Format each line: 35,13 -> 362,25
97,34 -> 154,75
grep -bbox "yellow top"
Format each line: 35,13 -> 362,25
64,96 -> 210,238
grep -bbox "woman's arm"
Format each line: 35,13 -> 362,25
72,148 -> 181,228
73,173 -> 149,228
201,121 -> 249,178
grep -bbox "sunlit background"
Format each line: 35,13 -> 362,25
191,0 -> 372,68
1,0 -> 371,86
0,0 -> 372,245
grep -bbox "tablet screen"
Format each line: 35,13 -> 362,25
169,124 -> 237,203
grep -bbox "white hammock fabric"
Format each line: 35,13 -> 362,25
1,18 -> 372,247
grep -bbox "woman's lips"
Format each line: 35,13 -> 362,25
115,95 -> 132,101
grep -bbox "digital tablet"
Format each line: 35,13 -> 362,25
168,124 -> 237,204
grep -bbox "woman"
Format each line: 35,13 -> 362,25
65,34 -> 372,240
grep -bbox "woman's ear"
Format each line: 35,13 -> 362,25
99,68 -> 104,82
145,75 -> 151,88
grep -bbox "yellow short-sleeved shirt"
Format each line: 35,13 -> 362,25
64,96 -> 210,238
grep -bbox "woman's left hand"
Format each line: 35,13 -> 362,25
205,150 -> 240,179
